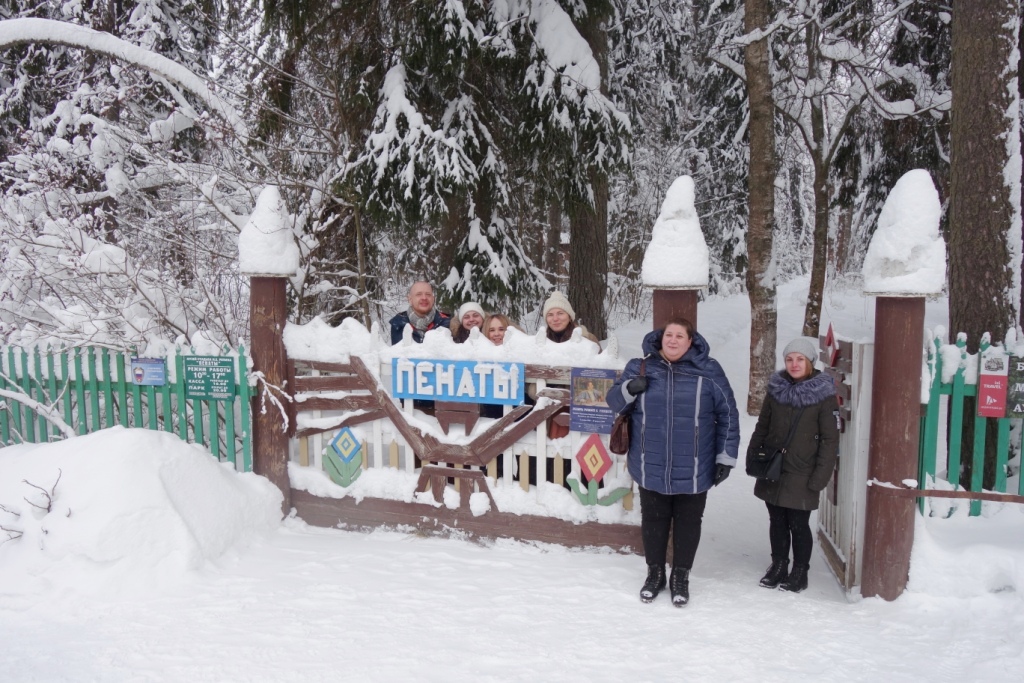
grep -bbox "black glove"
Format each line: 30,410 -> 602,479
713,464 -> 731,486
626,376 -> 648,396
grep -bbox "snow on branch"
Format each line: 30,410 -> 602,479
0,387 -> 77,439
0,18 -> 247,141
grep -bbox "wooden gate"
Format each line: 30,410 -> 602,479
816,335 -> 873,594
280,335 -> 642,553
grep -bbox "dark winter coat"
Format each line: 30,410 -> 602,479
388,309 -> 452,345
749,370 -> 840,511
607,329 -> 740,495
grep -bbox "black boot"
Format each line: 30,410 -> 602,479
640,564 -> 666,603
670,567 -> 690,607
779,564 -> 809,592
759,559 -> 789,589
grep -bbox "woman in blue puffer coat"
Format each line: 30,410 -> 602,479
607,318 -> 740,606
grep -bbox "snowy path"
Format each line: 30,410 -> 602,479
3,471 -> 1018,683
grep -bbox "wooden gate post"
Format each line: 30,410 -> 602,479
652,289 -> 698,330
250,276 -> 290,514
861,296 -> 924,600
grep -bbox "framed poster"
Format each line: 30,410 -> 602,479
569,367 -> 618,434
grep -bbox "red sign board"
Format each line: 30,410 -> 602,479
978,352 -> 1009,418
825,323 -> 840,367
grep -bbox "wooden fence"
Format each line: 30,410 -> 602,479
0,345 -> 253,471
920,335 -> 1024,515
284,355 -> 642,552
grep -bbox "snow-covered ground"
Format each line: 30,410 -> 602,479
2,278 -> 1023,682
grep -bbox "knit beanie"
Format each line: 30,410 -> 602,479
782,337 -> 819,364
542,291 -> 575,321
458,302 -> 485,322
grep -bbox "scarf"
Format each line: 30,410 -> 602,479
546,320 -> 576,343
407,307 -> 437,333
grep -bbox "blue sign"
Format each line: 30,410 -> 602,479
391,358 -> 525,405
130,357 -> 167,386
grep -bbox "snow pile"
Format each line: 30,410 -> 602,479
641,175 -> 710,289
862,169 -> 946,295
283,316 -> 384,366
909,504 -> 1024,597
284,315 -> 624,371
238,186 -> 300,277
0,428 -> 282,596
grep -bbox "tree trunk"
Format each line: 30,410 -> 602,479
744,0 -> 778,415
802,19 -> 829,339
1019,1 -> 1024,330
568,172 -> 609,339
950,0 -> 1020,488
545,200 -> 563,280
565,7 -> 611,340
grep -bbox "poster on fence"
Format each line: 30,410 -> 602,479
977,349 -> 1009,418
1007,357 -> 1024,417
569,367 -> 617,434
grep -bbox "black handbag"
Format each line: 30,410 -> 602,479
746,407 -> 805,482
609,358 -> 646,455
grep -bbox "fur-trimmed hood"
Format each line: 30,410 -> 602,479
767,369 -> 835,407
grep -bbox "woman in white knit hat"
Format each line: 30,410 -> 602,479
542,291 -> 597,343
746,336 -> 839,594
450,301 -> 486,343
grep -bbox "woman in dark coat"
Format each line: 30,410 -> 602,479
747,337 -> 839,593
607,319 -> 740,606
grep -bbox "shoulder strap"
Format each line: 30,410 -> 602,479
780,407 -> 806,452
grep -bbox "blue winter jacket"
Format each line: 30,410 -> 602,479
607,329 -> 740,495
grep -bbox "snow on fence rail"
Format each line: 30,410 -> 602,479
0,344 -> 252,471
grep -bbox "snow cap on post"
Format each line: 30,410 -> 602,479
641,175 -> 709,289
862,169 -> 946,296
239,186 -> 300,277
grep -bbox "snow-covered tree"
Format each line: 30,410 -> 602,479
0,4 -> 252,347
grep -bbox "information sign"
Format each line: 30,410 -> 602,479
569,367 -> 617,434
977,349 -> 1009,418
183,357 -> 237,400
1006,357 -> 1024,417
391,358 -> 524,405
130,357 -> 167,386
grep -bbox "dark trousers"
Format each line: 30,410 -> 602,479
766,502 -> 813,567
639,487 -> 708,569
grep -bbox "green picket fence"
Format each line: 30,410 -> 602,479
0,345 -> 252,471
920,335 -> 1023,515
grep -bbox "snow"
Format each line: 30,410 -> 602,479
641,175 -> 710,289
283,311 -> 622,371
862,169 -> 946,296
238,186 -> 300,277
3,279 -> 1024,681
